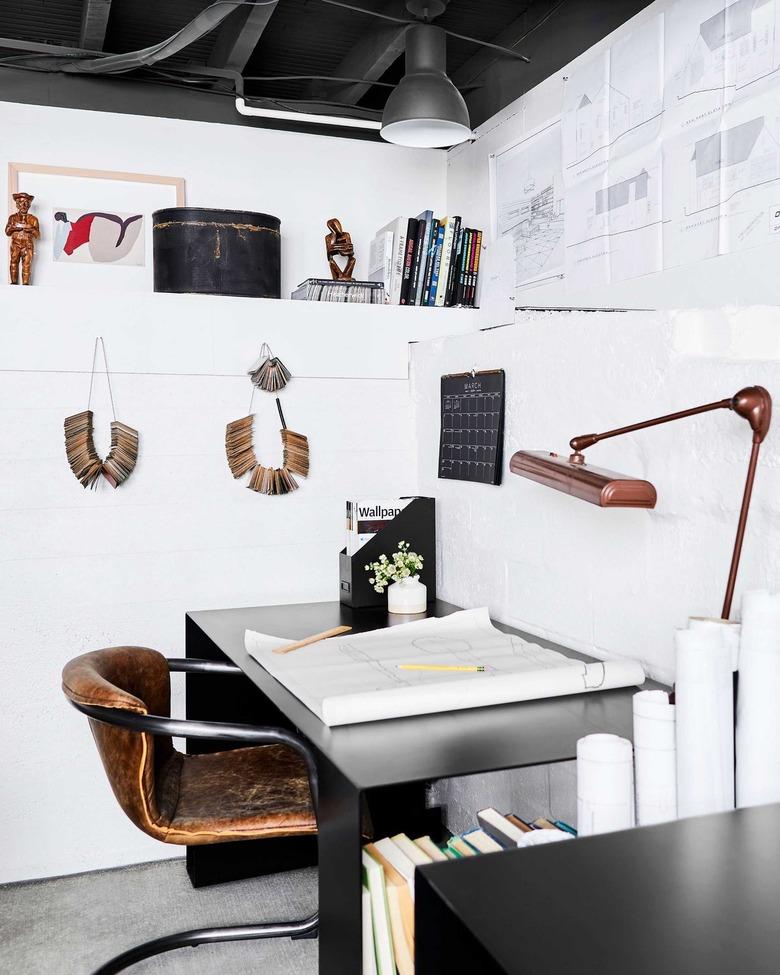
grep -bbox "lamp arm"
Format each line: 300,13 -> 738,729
569,398 -> 731,455
569,387 -> 771,456
568,386 -> 772,620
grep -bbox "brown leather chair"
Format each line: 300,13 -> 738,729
62,646 -> 319,975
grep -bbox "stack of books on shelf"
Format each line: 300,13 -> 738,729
369,212 -> 483,308
292,278 -> 385,303
362,808 -> 576,974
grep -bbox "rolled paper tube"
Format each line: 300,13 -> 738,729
520,829 -> 572,847
736,590 -> 780,808
633,690 -> 677,826
577,734 -> 635,837
675,626 -> 734,818
689,617 -> 741,671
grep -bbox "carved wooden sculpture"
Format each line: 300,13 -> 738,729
325,217 -> 356,280
6,192 -> 40,285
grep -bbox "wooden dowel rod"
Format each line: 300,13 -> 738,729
273,625 -> 352,655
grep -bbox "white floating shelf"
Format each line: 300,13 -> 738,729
0,287 -> 483,380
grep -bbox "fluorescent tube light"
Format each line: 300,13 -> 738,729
235,97 -> 382,131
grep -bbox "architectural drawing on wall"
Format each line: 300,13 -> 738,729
689,116 -> 776,210
663,102 -> 780,267
493,121 -> 566,290
563,15 -> 663,184
566,150 -> 663,286
665,0 -> 780,127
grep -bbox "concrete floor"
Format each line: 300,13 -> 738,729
0,858 -> 318,975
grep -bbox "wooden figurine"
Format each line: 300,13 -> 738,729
325,217 -> 356,280
6,192 -> 40,285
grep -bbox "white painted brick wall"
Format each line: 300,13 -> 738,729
416,308 -> 780,831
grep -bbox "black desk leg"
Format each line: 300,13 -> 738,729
184,616 -> 318,888
317,753 -> 363,975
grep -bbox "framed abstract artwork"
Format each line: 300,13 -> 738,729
7,163 -> 185,290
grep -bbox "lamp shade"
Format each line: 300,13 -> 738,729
510,450 -> 657,508
381,24 -> 471,148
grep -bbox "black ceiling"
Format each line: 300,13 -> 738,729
0,0 -> 655,138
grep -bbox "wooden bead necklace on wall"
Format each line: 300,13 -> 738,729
247,342 -> 291,393
226,347 -> 309,495
64,337 -> 139,489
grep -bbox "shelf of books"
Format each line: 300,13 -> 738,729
363,805 -> 577,975
293,212 -> 484,307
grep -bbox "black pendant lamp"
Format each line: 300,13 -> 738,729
381,23 -> 472,148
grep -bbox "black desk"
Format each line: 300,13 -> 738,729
416,804 -> 780,975
185,599 -> 651,975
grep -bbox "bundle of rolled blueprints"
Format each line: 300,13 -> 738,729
675,622 -> 734,818
736,591 -> 780,808
577,733 -> 635,836
633,690 -> 677,825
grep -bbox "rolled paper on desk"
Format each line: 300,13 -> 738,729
675,626 -> 734,818
736,590 -> 780,808
633,690 -> 677,826
577,734 -> 635,837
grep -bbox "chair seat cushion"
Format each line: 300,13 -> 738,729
163,744 -> 316,845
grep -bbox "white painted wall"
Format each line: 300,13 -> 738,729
0,101 -> 463,884
412,308 -> 780,685
416,308 -> 780,833
448,0 -> 780,312
1,99 -> 446,296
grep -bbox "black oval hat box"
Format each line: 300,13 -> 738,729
152,207 -> 281,298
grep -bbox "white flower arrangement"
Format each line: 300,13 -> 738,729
365,540 -> 424,595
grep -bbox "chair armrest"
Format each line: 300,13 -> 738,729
69,700 -> 319,814
167,658 -> 243,675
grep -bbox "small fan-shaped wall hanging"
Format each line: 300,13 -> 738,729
64,337 -> 139,490
247,342 -> 291,393
226,397 -> 309,496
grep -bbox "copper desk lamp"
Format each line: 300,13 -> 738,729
510,386 -> 772,619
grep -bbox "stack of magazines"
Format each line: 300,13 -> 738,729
292,278 -> 385,303
369,211 -> 483,307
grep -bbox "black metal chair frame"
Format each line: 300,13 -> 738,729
68,658 -> 319,975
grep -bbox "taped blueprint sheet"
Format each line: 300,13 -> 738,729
245,608 -> 645,726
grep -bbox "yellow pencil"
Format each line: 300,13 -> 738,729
397,664 -> 485,673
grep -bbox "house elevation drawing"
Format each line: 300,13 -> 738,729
494,122 -> 566,289
665,0 -> 779,124
563,15 -> 663,183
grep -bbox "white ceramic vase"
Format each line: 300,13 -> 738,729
387,576 -> 427,615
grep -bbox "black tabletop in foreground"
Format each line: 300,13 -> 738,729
186,599 -> 657,791
416,804 -> 780,975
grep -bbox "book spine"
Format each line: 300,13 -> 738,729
414,213 -> 433,306
444,216 -> 462,306
408,220 -> 425,306
448,227 -> 464,307
421,219 -> 439,306
469,229 -> 483,307
399,218 -> 418,305
428,223 -> 445,306
464,230 -> 476,307
435,218 -> 455,307
454,229 -> 470,306
391,219 -> 407,305
452,231 -> 464,307
383,231 -> 394,301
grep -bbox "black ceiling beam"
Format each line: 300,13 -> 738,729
79,0 -> 113,51
0,65 -> 383,141
305,2 -> 408,105
451,2 -> 538,90
208,0 -> 280,73
460,0 -> 655,129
